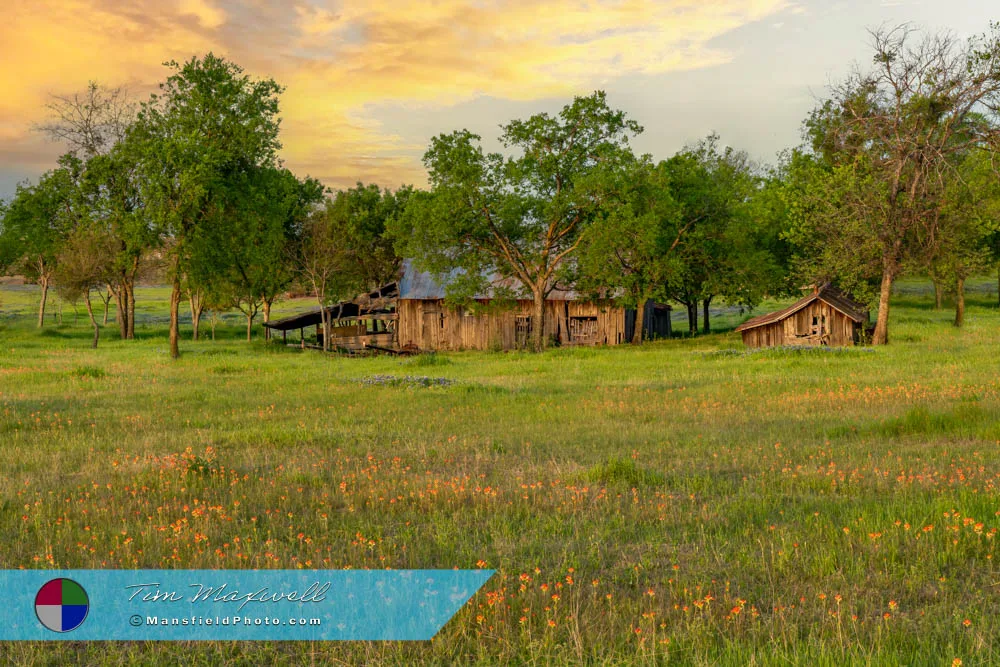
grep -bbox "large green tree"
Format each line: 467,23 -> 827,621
799,24 -> 1000,344
0,158 -> 82,327
35,81 -> 152,340
295,183 -> 408,351
77,139 -> 157,340
575,157 -> 685,343
130,53 -> 285,358
781,150 -> 883,307
297,207 -> 356,352
393,91 -> 641,351
190,166 -> 323,341
662,135 -> 783,334
326,183 -> 412,295
926,148 -> 1000,326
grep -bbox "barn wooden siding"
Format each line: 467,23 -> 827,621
739,300 -> 861,348
397,298 -> 627,351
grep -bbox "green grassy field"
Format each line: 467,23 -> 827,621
1,279 -> 999,665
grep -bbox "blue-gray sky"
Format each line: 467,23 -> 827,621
1,0 -> 995,199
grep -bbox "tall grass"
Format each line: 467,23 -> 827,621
0,278 -> 999,664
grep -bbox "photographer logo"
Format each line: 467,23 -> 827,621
35,578 -> 89,633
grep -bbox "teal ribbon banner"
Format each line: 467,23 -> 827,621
0,569 -> 494,640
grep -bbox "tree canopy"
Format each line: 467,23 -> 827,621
792,24 -> 1000,343
6,24 -> 1000,354
392,91 -> 642,350
129,53 -> 290,357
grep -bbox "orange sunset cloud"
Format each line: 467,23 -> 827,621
2,0 -> 789,190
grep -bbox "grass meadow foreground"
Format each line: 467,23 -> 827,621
1,280 -> 1000,665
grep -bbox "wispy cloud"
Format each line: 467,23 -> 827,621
0,0 -> 789,190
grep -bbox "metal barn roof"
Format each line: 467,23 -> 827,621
398,259 -> 579,300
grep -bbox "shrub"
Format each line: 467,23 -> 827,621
584,457 -> 664,487
71,365 -> 105,379
405,352 -> 452,367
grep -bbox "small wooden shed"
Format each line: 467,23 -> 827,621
735,285 -> 869,348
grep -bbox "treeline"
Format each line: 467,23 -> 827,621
395,24 -> 1000,349
3,24 -> 1000,354
0,56 -> 407,355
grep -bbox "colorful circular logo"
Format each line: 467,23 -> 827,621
35,578 -> 89,633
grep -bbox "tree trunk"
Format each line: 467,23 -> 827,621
112,284 -> 127,339
702,297 -> 712,334
37,275 -> 49,328
125,280 -> 135,340
686,302 -> 697,336
872,267 -> 894,345
263,300 -> 272,341
169,270 -> 181,359
102,287 -> 111,325
318,296 -> 329,352
189,292 -> 203,341
933,280 -> 943,310
954,276 -> 965,328
531,289 -> 546,352
246,312 -> 254,342
631,298 -> 647,345
84,291 -> 99,349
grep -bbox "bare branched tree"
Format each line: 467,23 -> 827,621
34,81 -> 137,158
805,23 -> 1000,344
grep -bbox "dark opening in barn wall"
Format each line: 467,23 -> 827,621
515,315 -> 533,349
624,301 -> 672,342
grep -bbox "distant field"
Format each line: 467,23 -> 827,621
1,279 -> 999,665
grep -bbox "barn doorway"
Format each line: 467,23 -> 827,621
422,309 -> 443,348
515,315 -> 533,348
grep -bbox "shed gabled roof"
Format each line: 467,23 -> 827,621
735,285 -> 869,332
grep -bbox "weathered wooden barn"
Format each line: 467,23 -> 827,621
394,263 -> 644,350
264,262 -> 671,352
735,285 -> 869,348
